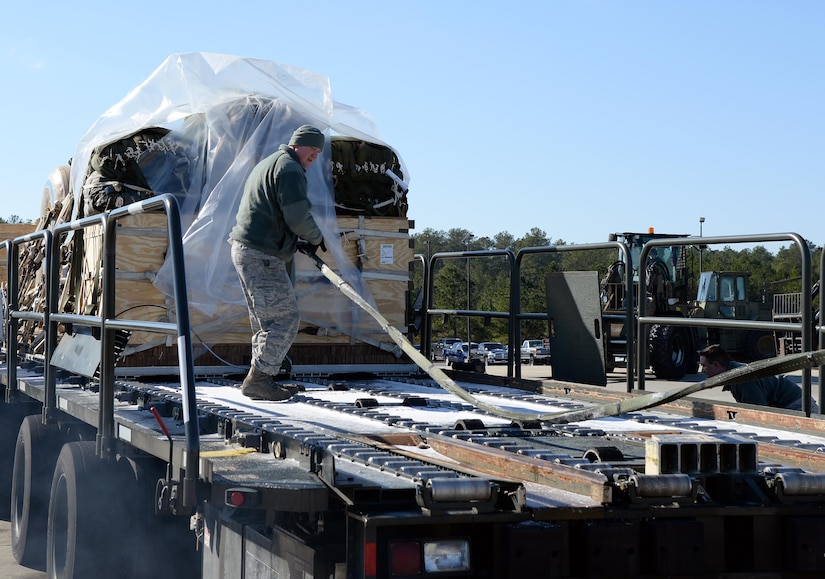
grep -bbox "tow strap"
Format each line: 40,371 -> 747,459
300,248 -> 825,423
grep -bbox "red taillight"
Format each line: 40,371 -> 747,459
224,487 -> 260,508
364,541 -> 377,576
390,541 -> 422,576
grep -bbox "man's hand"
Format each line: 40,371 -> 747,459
298,240 -> 326,256
308,240 -> 327,255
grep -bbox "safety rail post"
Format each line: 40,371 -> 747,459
2,239 -> 13,400
425,249 -> 516,375
816,249 -> 825,405
6,231 -> 54,415
39,194 -> 199,510
47,214 -> 108,434
636,233 -> 814,415
415,254 -> 431,364
514,242 -> 634,390
97,195 -> 199,509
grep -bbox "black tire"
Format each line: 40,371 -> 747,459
649,324 -> 692,381
11,415 -> 61,567
1,401 -> 37,520
48,445 -> 198,579
746,330 -> 777,360
47,441 -> 122,579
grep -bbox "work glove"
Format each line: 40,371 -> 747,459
309,240 -> 327,255
298,240 -> 326,256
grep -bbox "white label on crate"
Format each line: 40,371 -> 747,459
380,243 -> 394,265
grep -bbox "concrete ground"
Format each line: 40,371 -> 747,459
0,519 -> 45,578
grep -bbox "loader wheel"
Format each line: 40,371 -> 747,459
747,330 -> 777,360
11,415 -> 62,567
649,324 -> 692,381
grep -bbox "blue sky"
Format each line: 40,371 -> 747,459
1,1 -> 822,250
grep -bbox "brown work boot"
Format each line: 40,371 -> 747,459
241,366 -> 293,401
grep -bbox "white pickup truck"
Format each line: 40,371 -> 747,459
520,339 -> 551,365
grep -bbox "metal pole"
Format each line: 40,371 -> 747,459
699,217 -> 705,272
466,235 -> 473,346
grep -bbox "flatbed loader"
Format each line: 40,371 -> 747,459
4,52 -> 825,579
3,198 -> 825,578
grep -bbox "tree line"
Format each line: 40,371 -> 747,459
0,215 -> 27,224
410,227 -> 822,347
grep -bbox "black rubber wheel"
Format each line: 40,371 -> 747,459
746,330 -> 777,360
46,443 -> 199,579
649,324 -> 692,381
0,401 -> 37,520
47,441 -> 116,579
11,415 -> 61,567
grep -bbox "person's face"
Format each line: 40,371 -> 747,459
294,145 -> 321,169
699,356 -> 725,378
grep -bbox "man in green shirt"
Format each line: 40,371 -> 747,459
698,344 -> 818,412
229,125 -> 327,400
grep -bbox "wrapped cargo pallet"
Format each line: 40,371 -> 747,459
38,53 -> 414,370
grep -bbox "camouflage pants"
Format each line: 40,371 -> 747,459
230,241 -> 299,375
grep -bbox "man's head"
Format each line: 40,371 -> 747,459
289,125 -> 325,169
698,344 -> 730,378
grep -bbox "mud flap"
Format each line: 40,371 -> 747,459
545,271 -> 606,386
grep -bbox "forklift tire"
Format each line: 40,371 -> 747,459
649,324 -> 692,381
747,330 -> 777,360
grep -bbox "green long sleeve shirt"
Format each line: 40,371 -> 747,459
230,145 -> 323,260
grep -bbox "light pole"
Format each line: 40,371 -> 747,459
699,217 -> 705,272
466,234 -> 473,347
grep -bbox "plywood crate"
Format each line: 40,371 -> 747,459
0,223 -> 38,286
108,214 -> 413,364
292,216 -> 413,346
106,214 -> 169,347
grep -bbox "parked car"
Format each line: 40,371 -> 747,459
477,342 -> 508,364
445,342 -> 480,366
520,339 -> 551,365
431,337 -> 462,361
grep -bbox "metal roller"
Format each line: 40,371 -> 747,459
630,474 -> 693,497
428,478 -> 492,502
775,472 -> 825,496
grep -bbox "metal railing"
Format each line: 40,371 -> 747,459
423,249 -> 516,372
421,242 -> 635,389
513,243 -> 634,388
636,232 -> 817,416
420,233 -> 821,407
2,194 -> 200,508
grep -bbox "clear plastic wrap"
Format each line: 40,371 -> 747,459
68,52 -> 408,347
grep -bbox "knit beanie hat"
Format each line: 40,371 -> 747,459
288,125 -> 325,150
